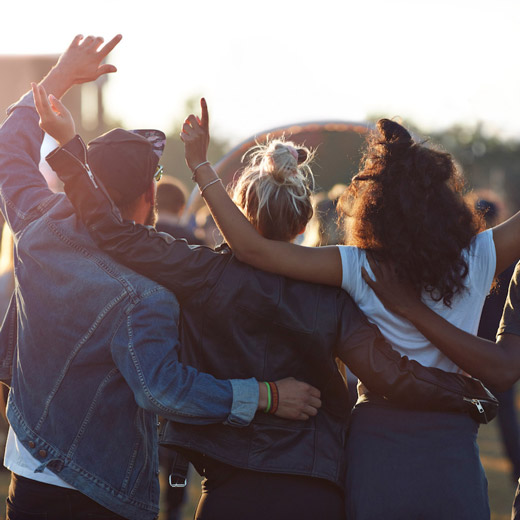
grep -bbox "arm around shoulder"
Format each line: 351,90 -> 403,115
111,287 -> 255,426
337,300 -> 498,421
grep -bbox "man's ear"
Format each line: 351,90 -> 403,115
144,181 -> 155,204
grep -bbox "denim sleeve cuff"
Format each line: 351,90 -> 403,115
225,378 -> 259,427
6,91 -> 35,115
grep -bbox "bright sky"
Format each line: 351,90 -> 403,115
1,0 -> 519,144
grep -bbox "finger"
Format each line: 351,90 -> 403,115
81,35 -> 95,47
200,98 -> 209,131
48,95 -> 66,115
179,133 -> 185,142
380,260 -> 395,278
36,85 -> 53,115
69,35 -> 83,48
366,252 -> 381,278
298,412 -> 310,420
303,404 -> 318,417
96,64 -> 117,77
361,266 -> 376,289
307,386 -> 321,399
31,82 -> 42,111
307,396 -> 322,409
92,37 -> 104,51
182,122 -> 193,134
186,115 -> 198,127
98,34 -> 123,57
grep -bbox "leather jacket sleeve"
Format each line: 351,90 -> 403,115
337,294 -> 497,423
46,136 -> 228,303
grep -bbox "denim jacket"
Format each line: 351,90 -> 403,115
46,131 -> 498,487
0,92 -> 259,520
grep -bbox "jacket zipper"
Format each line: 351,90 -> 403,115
463,397 -> 488,422
78,139 -> 98,188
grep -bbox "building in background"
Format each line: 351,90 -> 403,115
0,55 -> 110,140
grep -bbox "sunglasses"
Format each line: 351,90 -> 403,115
154,164 -> 164,182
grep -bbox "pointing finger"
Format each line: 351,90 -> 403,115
98,34 -> 123,57
200,98 -> 209,131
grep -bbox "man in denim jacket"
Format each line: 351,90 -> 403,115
0,36 -> 319,520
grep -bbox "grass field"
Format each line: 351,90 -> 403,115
0,412 -> 515,519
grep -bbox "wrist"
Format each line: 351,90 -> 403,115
58,132 -> 78,148
193,162 -> 218,184
39,66 -> 74,100
257,382 -> 267,411
399,300 -> 427,323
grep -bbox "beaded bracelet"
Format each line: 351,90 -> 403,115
264,381 -> 272,413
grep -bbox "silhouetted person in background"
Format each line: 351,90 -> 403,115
155,176 -> 204,245
476,198 -> 520,483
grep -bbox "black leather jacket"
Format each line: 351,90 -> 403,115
47,137 -> 497,486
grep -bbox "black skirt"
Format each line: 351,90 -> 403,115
345,402 -> 490,520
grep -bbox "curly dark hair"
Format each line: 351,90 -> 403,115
338,118 -> 484,307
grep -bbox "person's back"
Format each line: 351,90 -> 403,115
3,187 -> 176,512
0,37 -> 279,520
164,253 -> 352,481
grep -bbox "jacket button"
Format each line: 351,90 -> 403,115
38,449 -> 47,458
28,441 -> 35,449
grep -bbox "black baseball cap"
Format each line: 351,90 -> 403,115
87,128 -> 166,206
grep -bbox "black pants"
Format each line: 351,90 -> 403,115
6,473 -> 127,520
194,459 -> 345,520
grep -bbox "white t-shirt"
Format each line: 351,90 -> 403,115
4,427 -> 75,489
338,229 -> 496,373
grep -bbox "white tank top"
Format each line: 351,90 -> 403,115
338,229 -> 496,373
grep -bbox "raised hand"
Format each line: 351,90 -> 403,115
361,252 -> 420,318
40,34 -> 122,100
273,377 -> 322,420
180,98 -> 210,172
56,34 -> 122,85
32,83 -> 75,147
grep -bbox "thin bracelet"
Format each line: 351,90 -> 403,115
264,381 -> 272,413
199,177 -> 222,196
191,160 -> 211,181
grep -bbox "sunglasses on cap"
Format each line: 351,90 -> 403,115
154,165 -> 164,182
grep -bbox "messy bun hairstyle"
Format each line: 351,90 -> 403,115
232,139 -> 315,242
339,119 -> 483,307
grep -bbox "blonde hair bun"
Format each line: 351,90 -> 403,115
248,139 -> 313,184
231,138 -> 315,242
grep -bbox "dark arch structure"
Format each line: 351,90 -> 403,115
186,120 -> 373,215
214,120 -> 373,188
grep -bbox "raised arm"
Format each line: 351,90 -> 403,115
182,99 -> 342,287
0,35 -> 118,235
361,255 -> 520,391
0,35 -> 121,235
